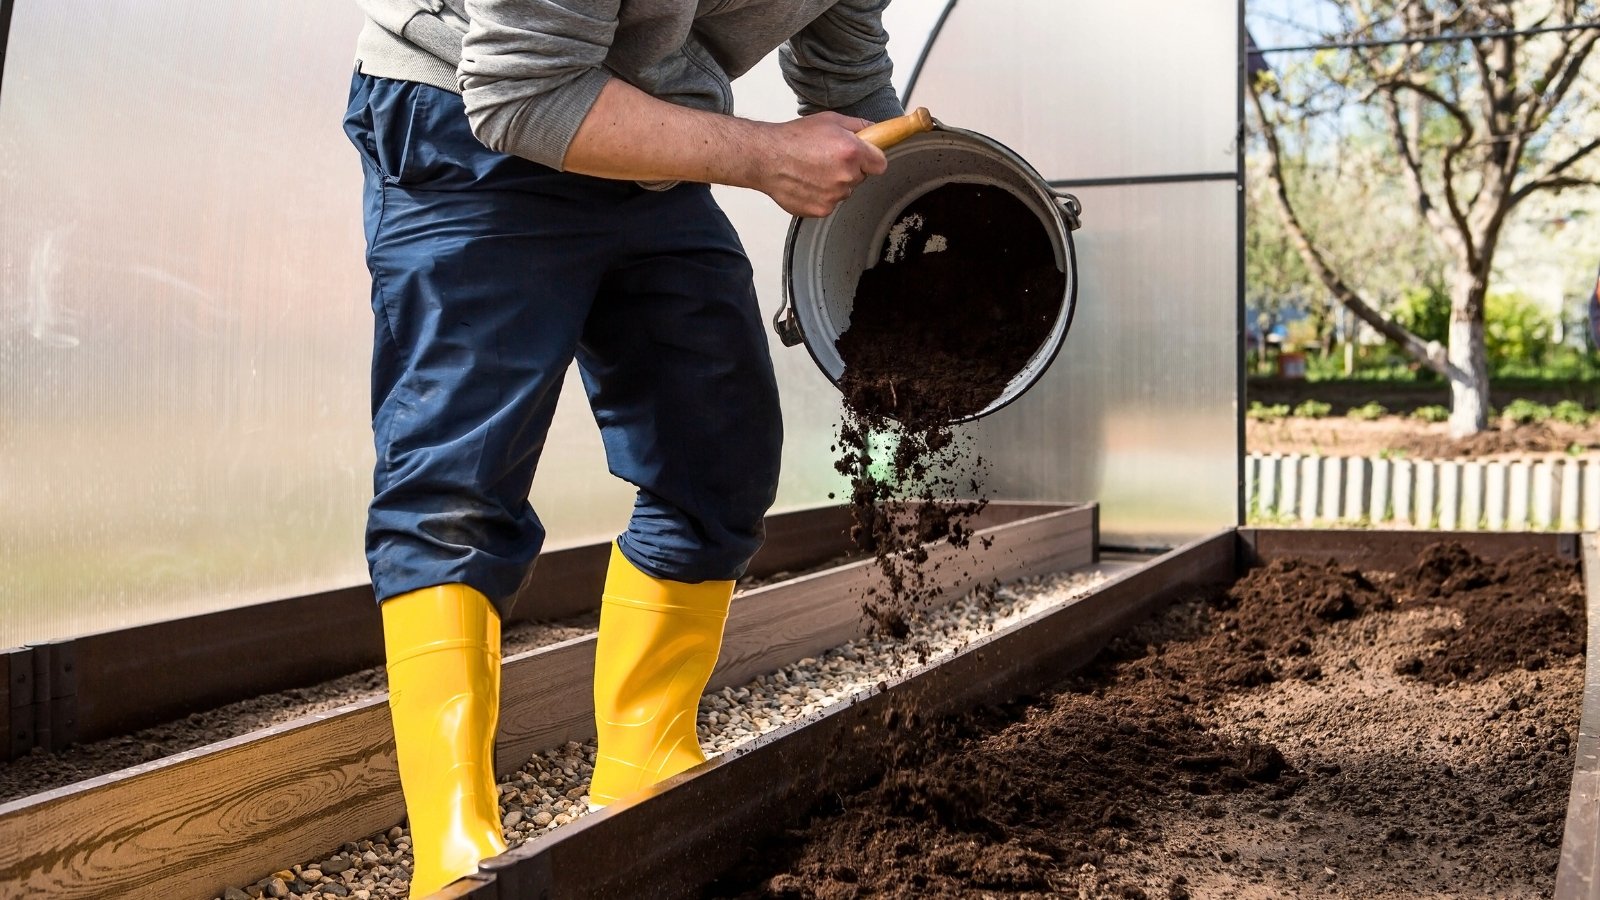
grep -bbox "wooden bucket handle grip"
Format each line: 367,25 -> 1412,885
856,107 -> 935,151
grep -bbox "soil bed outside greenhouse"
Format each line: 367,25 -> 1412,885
712,543 -> 1584,899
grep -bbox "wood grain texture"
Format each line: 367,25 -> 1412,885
72,585 -> 378,744
0,505 -> 1092,900
0,698 -> 401,900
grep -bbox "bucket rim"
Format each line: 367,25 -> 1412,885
779,127 -> 1081,426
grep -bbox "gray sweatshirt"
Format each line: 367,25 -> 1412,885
354,0 -> 903,171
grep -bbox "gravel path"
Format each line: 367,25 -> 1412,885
211,566 -> 1108,900
0,560 -> 848,807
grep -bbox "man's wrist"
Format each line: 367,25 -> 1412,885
716,118 -> 778,191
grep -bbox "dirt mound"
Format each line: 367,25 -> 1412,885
715,547 -> 1583,899
1390,543 -> 1585,683
1394,422 -> 1578,458
832,182 -> 1062,638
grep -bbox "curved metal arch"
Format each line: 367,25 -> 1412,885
900,0 -> 958,107
0,0 -> 16,107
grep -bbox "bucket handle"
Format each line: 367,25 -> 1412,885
772,288 -> 803,347
1053,190 -> 1084,231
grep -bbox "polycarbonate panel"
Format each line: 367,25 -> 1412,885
1,3 -> 623,648
0,3 -> 366,647
2,0 -> 1239,647
969,181 -> 1240,545
909,0 -> 1239,181
0,3 -> 923,648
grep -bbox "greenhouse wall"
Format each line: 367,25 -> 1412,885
0,1 -> 1241,647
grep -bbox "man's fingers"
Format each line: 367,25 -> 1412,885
860,143 -> 888,176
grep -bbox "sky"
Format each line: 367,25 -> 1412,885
1245,0 -> 1344,50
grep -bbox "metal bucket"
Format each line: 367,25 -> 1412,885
772,126 -> 1082,424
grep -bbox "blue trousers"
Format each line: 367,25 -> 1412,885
342,72 -> 783,616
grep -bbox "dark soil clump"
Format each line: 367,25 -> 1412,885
1389,543 -> 1585,683
714,545 -> 1583,899
832,183 -> 1063,637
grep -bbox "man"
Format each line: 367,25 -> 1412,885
343,1 -> 898,894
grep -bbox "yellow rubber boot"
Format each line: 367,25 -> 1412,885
590,543 -> 734,807
382,584 -> 508,898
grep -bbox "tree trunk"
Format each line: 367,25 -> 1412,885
1446,276 -> 1490,438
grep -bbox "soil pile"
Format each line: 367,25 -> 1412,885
1399,422 -> 1577,457
832,183 -> 1063,638
716,545 -> 1584,899
1389,543 -> 1585,683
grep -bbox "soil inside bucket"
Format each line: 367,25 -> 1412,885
832,183 -> 1065,641
712,542 -> 1584,899
835,182 -> 1064,425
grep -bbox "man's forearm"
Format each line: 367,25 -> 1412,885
563,77 -> 887,218
563,79 -> 770,188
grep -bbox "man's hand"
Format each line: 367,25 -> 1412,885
752,113 -> 888,218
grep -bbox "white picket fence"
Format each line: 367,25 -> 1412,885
1247,453 -> 1600,531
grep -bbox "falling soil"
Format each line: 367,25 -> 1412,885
714,543 -> 1584,898
832,182 -> 1064,639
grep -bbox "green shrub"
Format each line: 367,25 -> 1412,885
1248,401 -> 1291,422
1486,292 -> 1554,370
1552,400 -> 1592,426
1347,402 -> 1388,421
1293,399 -> 1333,419
1500,398 -> 1552,425
1411,404 -> 1450,423
1393,285 -> 1450,345
1555,400 -> 1593,425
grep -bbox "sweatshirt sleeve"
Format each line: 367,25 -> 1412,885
779,0 -> 904,122
457,0 -> 619,170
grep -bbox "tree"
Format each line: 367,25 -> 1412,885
1249,1 -> 1600,436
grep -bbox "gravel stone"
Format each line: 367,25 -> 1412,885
207,567 -> 1103,900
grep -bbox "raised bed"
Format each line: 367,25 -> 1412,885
0,502 -> 1094,900
448,528 -> 1591,899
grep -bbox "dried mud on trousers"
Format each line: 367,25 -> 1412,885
832,182 -> 1064,643
712,543 -> 1584,899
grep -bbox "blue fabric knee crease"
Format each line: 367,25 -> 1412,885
342,71 -> 784,616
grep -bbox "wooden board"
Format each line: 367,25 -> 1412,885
0,505 -> 1093,900
0,698 -> 401,900
1240,528 -> 1577,572
19,503 -> 1055,752
469,529 -> 1230,899
1557,534 -> 1600,900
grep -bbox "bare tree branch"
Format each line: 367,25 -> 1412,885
1511,136 -> 1600,205
1249,76 -> 1462,382
1381,90 -> 1445,224
1526,25 -> 1598,130
1371,76 -> 1478,263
